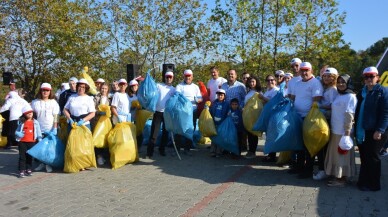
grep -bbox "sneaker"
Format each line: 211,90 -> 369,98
35,163 -> 45,171
379,149 -> 388,156
45,165 -> 53,173
313,170 -> 328,180
245,152 -> 256,159
97,156 -> 106,166
26,169 -> 33,176
18,171 -> 26,178
327,180 -> 345,187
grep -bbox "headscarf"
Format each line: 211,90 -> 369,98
337,74 -> 354,95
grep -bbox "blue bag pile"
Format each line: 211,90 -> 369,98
137,71 -> 160,112
211,117 -> 239,155
264,98 -> 304,154
253,92 -> 284,132
142,119 -> 162,146
27,133 -> 65,168
163,92 -> 194,140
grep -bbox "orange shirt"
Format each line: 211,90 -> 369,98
20,120 -> 35,142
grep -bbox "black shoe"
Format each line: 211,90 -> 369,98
4,146 -> 11,150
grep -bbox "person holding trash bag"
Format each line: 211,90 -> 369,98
111,79 -> 131,125
175,69 -> 202,155
63,79 -> 96,130
324,74 -> 357,187
289,62 -> 323,179
355,66 -> 388,191
209,89 -> 229,157
146,71 -> 175,158
31,83 -> 60,173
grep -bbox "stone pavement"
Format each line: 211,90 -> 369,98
1,141 -> 388,217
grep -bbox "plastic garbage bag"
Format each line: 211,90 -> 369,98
211,117 -> 239,155
137,71 -> 160,112
198,107 -> 217,137
0,115 -> 6,147
93,105 -> 113,148
58,116 -> 68,145
142,119 -> 162,146
135,109 -> 153,136
253,92 -> 284,132
197,81 -> 210,115
79,66 -> 97,95
27,133 -> 65,168
243,92 -> 263,136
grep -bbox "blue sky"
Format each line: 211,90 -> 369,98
338,0 -> 388,51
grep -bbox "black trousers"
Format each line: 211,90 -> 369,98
357,130 -> 388,190
147,111 -> 169,156
7,120 -> 18,148
18,142 -> 35,171
247,131 -> 258,153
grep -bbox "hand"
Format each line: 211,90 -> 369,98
373,131 -> 382,140
15,131 -> 25,138
77,119 -> 85,126
51,128 -> 57,136
68,118 -> 74,124
99,111 -> 106,116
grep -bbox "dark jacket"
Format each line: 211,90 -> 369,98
209,99 -> 229,126
355,84 -> 388,134
58,89 -> 76,113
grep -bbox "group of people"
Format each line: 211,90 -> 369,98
1,59 -> 387,192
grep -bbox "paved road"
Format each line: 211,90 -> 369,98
1,141 -> 388,217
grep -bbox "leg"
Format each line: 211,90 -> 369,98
18,142 -> 28,171
159,113 -> 168,155
147,112 -> 163,157
26,142 -> 35,170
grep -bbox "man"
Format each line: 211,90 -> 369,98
5,79 -> 17,100
146,71 -> 175,158
58,77 -> 78,113
207,66 -> 227,102
221,69 -> 246,108
241,71 -> 250,86
290,62 -> 323,179
176,69 -> 203,154
287,58 -> 302,99
95,78 -> 105,92
111,79 -> 130,125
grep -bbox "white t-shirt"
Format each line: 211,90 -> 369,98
176,82 -> 202,109
294,77 -> 323,117
156,83 -> 175,112
319,86 -> 338,108
31,99 -> 60,132
0,96 -> 29,121
288,76 -> 302,96
64,94 -> 96,124
263,87 -> 280,100
244,90 -> 257,105
111,92 -> 130,123
331,94 -> 357,135
207,77 -> 227,102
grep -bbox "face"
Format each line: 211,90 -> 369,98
165,75 -> 173,85
184,75 -> 193,84
130,85 -> 138,92
9,83 -> 16,91
95,82 -> 102,90
266,76 -> 276,88
320,66 -> 328,77
100,85 -> 109,96
41,89 -> 51,99
69,81 -> 77,91
231,102 -> 239,110
210,69 -> 219,79
336,77 -> 347,91
363,73 -> 378,88
248,78 -> 256,89
227,70 -> 237,83
113,82 -> 120,91
217,93 -> 225,101
275,74 -> 284,83
24,112 -> 33,119
291,63 -> 300,74
77,84 -> 87,95
242,74 -> 250,84
322,73 -> 335,85
300,68 -> 312,81
284,76 -> 291,83
118,83 -> 127,93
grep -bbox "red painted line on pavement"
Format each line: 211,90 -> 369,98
181,163 -> 253,217
0,173 -> 55,192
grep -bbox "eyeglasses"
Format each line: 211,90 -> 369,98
364,75 -> 376,80
165,76 -> 173,79
78,86 -> 86,89
275,75 -> 283,78
266,79 -> 275,82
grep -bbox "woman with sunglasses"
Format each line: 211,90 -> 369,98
31,83 -> 60,173
355,66 -> 388,191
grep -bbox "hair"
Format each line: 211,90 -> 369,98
209,66 -> 218,72
246,76 -> 262,92
128,84 -> 138,96
321,73 -> 338,88
230,98 -> 239,105
17,88 -> 27,98
242,71 -> 249,76
76,83 -> 90,93
100,82 -> 110,95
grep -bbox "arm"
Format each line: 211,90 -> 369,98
343,112 -> 354,136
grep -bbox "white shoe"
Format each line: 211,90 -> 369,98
35,163 -> 45,171
45,165 -> 53,173
97,156 -> 105,166
313,170 -> 327,180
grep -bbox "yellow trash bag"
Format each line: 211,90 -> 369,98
199,107 -> 217,137
79,66 -> 97,95
0,115 -> 6,147
135,109 -> 153,136
93,105 -> 113,148
303,102 -> 330,157
64,124 -> 97,173
58,116 -> 69,144
108,122 -> 138,170
276,151 -> 292,165
243,92 -> 263,136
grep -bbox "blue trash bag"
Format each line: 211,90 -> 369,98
137,71 -> 160,112
142,119 -> 162,146
27,133 -> 65,168
192,120 -> 201,147
253,91 -> 284,132
211,117 -> 239,155
264,98 -> 304,154
163,92 -> 193,140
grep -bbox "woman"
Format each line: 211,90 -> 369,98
324,74 -> 356,187
128,79 -> 139,122
111,79 -> 130,124
63,79 -> 96,130
244,76 -> 262,159
31,83 -> 60,173
355,66 -> 388,191
283,73 -> 293,97
259,75 -> 280,162
93,82 -> 111,166
275,70 -> 285,90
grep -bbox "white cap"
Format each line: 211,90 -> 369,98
22,104 -> 33,114
165,71 -> 174,77
363,66 -> 378,75
129,79 -> 138,86
95,78 -> 105,83
275,70 -> 285,76
118,78 -> 127,84
284,73 -> 293,78
216,89 -> 226,95
184,69 -> 193,76
339,136 -> 353,151
62,83 -> 70,90
40,83 -> 52,90
291,58 -> 302,65
300,62 -> 312,70
324,67 -> 338,75
69,77 -> 78,83
77,78 -> 89,85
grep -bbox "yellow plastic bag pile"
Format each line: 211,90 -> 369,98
93,105 -> 113,148
303,102 -> 330,157
64,124 -> 96,173
79,66 -> 97,95
198,103 -> 217,137
135,109 -> 153,136
58,116 -> 69,144
108,122 -> 138,169
243,92 -> 263,136
0,115 -> 7,147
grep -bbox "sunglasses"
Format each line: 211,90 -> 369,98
364,75 -> 376,80
165,76 -> 173,79
275,75 -> 283,78
266,79 -> 275,82
242,77 -> 249,80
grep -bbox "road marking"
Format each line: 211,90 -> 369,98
0,173 -> 55,192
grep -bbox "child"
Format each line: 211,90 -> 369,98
229,98 -> 243,156
15,105 -> 43,178
209,89 -> 229,157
